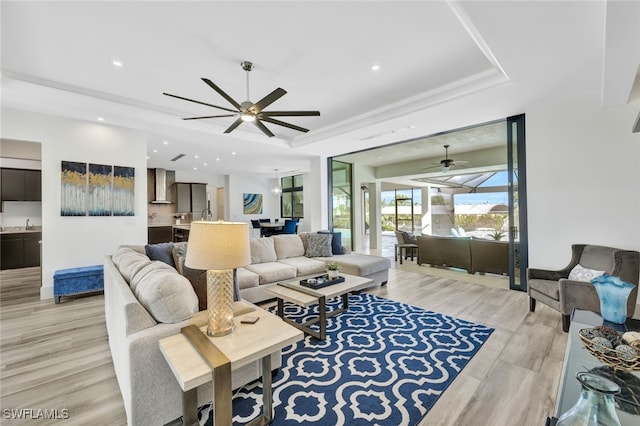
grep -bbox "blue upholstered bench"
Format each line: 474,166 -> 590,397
53,265 -> 104,304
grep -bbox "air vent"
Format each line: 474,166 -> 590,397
171,154 -> 186,161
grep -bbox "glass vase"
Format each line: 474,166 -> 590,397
591,274 -> 635,324
556,372 -> 621,426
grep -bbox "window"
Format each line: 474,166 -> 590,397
281,174 -> 303,218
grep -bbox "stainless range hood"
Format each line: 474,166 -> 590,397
150,168 -> 172,204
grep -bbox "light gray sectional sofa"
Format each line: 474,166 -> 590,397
104,232 -> 390,425
238,233 -> 390,303
104,246 -> 280,426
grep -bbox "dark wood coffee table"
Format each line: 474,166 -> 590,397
267,273 -> 374,340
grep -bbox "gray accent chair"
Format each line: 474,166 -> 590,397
527,244 -> 640,332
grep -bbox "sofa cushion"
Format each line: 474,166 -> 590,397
145,242 -> 176,269
277,257 -> 328,276
112,246 -> 152,284
318,231 -> 344,255
236,267 -> 260,290
317,253 -> 391,277
244,262 -> 297,285
129,260 -> 176,292
272,234 -> 305,259
250,237 -> 277,264
305,233 -> 333,257
131,261 -> 198,323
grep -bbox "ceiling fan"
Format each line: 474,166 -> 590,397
163,61 -> 320,137
424,144 -> 469,172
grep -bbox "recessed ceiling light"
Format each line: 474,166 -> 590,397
203,163 -> 208,166
146,156 -> 150,160
371,64 -> 381,71
194,155 -> 199,159
153,149 -> 158,153
163,141 -> 169,145
193,167 -> 197,170
111,59 -> 123,68
96,117 -> 104,121
216,157 -> 220,161
231,152 -> 236,155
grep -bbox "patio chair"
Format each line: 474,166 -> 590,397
394,231 -> 419,264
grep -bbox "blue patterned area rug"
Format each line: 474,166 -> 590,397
197,293 -> 494,426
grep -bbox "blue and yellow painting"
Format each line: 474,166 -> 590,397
113,166 -> 135,216
243,193 -> 263,214
61,161 -> 87,216
88,163 -> 113,216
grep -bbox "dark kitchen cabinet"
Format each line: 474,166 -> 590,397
1,168 -> 42,202
148,226 -> 173,244
176,183 -> 206,214
1,232 -> 41,270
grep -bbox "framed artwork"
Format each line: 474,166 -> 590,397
88,163 -> 113,216
61,161 -> 87,216
113,166 -> 135,216
243,193 -> 263,214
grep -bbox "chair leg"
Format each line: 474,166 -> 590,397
562,314 -> 571,332
394,244 -> 398,261
529,297 -> 536,312
399,247 -> 403,265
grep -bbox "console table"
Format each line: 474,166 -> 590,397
554,309 -> 640,424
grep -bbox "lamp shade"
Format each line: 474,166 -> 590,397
185,221 -> 251,270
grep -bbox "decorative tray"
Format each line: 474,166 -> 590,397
578,326 -> 640,371
300,274 -> 345,289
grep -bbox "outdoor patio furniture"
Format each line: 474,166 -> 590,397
394,231 -> 418,264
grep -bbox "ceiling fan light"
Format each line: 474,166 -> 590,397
241,113 -> 255,122
442,165 -> 450,172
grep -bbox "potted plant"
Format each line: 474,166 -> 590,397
326,261 -> 341,279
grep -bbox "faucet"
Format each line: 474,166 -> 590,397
201,208 -> 212,221
26,219 -> 31,230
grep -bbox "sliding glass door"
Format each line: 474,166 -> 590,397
507,114 -> 528,291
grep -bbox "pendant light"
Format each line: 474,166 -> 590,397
271,169 -> 282,196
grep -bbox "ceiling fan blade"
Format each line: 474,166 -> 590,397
260,111 -> 321,117
163,93 -> 238,113
182,114 -> 237,121
201,78 -> 242,110
261,117 -> 309,133
250,88 -> 287,113
254,120 -> 275,137
223,117 -> 244,134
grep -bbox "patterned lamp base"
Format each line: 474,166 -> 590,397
206,269 -> 235,337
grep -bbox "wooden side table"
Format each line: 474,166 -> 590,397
159,301 -> 303,425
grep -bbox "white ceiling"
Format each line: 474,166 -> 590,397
1,1 -> 638,177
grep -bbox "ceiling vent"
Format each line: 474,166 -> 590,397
633,110 -> 640,133
171,154 -> 186,161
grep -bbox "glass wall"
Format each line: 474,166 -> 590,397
331,160 -> 352,244
281,174 -> 303,218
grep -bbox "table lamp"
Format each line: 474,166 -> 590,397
185,221 -> 251,337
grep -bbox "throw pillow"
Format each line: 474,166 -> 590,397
172,242 -> 188,275
318,231 -> 344,255
305,233 -> 333,257
568,264 -> 605,282
145,242 -> 176,269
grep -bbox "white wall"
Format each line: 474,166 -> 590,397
226,174 -> 280,224
526,93 -> 640,270
1,108 -> 148,299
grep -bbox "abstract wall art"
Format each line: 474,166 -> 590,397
61,161 -> 87,216
88,163 -> 113,216
243,193 -> 263,214
113,166 -> 135,216
60,161 -> 135,217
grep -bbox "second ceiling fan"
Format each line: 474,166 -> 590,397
424,144 -> 469,172
163,61 -> 320,137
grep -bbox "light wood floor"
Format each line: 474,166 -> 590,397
0,266 -> 567,426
